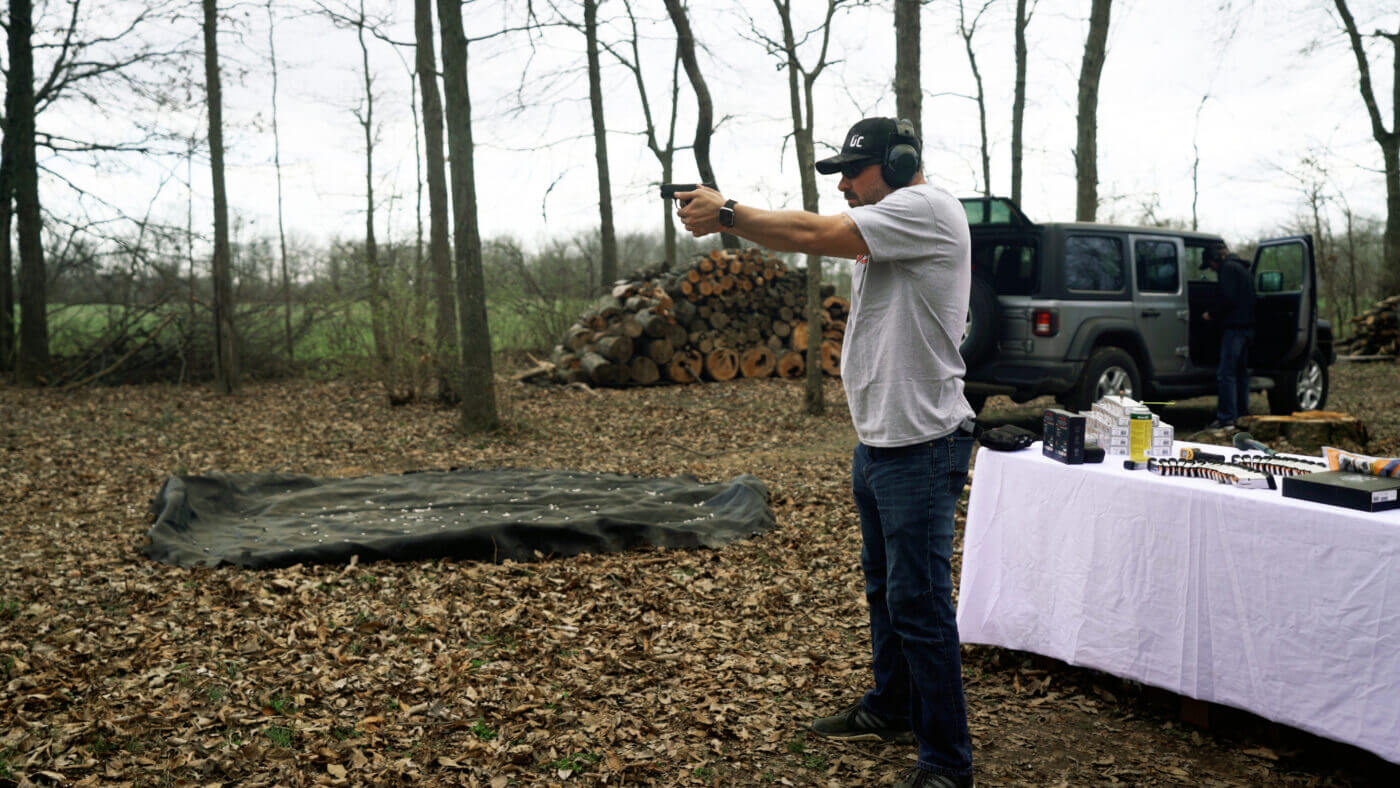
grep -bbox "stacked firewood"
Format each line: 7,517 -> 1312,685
1338,294 -> 1400,357
539,248 -> 849,387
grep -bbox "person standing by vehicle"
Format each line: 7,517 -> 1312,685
1202,241 -> 1255,429
675,117 -> 977,788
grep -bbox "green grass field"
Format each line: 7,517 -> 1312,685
45,296 -> 589,360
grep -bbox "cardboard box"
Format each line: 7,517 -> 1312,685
1282,471 -> 1400,513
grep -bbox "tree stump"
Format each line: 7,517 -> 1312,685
1238,411 -> 1369,453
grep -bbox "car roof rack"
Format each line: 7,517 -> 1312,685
960,196 -> 1034,227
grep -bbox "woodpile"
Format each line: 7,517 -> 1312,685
1338,295 -> 1400,357
540,248 -> 848,387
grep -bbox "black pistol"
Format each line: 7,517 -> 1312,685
660,182 -> 715,207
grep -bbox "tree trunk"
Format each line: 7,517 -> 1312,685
584,0 -> 619,290
202,0 -> 237,393
266,0 -> 293,362
356,9 -> 387,366
1011,0 -> 1030,207
894,0 -> 920,136
1075,0 -> 1111,222
414,0 -> 458,402
1334,2 -> 1399,295
0,85 -> 15,376
959,1 -> 992,197
9,0 -> 48,383
436,0 -> 498,431
663,0 -> 739,249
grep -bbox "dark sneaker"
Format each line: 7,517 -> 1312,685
894,767 -> 974,788
1204,419 -> 1236,431
810,702 -> 914,744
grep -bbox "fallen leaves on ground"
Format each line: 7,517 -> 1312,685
1,363 -> 1397,786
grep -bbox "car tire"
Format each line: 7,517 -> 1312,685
960,276 -> 997,368
1065,347 -> 1141,412
1266,350 -> 1329,414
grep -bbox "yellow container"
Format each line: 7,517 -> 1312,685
1129,408 -> 1152,462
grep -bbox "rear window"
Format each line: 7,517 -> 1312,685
1065,235 -> 1125,292
973,241 -> 1039,295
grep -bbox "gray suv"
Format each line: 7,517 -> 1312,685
958,197 -> 1334,415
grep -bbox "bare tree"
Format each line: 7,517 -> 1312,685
1,45 -> 16,376
1075,0 -> 1112,221
603,0 -> 685,267
1011,0 -> 1037,207
413,0 -> 457,401
437,0 -> 498,431
662,0 -> 739,248
266,0 -> 293,361
894,0 -> 920,136
957,0 -> 995,197
584,0 -> 619,289
7,0 -> 50,382
751,0 -> 843,415
202,0 -> 237,393
1333,0 -> 1400,294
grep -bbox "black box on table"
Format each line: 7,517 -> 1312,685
1281,471 -> 1400,513
1042,408 -> 1086,464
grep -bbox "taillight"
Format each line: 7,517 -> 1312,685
1033,309 -> 1058,337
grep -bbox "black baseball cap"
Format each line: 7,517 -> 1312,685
815,117 -> 918,175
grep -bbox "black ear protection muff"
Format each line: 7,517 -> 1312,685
882,118 -> 921,187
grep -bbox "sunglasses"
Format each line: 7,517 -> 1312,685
840,160 -> 877,179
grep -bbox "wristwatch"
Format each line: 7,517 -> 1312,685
719,199 -> 737,228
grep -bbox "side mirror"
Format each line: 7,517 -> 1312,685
1257,270 -> 1283,293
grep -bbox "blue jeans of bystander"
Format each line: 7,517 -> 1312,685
1217,327 -> 1254,424
852,432 -> 975,777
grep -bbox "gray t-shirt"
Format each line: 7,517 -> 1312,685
842,183 -> 974,446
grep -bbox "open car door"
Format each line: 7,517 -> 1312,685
1250,235 -> 1316,371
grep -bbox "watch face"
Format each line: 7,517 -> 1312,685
720,208 -> 734,227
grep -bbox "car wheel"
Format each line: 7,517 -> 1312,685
1267,350 -> 1329,414
960,276 -> 997,368
1065,347 -> 1141,412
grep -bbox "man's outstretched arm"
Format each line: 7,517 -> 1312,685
675,186 -> 869,260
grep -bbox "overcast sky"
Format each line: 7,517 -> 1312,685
40,0 -> 1399,261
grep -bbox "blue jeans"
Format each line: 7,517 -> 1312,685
852,433 -> 975,777
1217,327 -> 1254,424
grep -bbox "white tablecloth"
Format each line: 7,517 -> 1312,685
957,442 -> 1400,763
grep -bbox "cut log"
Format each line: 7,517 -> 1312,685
820,340 -> 842,376
629,356 -> 660,385
740,346 -> 776,378
704,347 -> 739,381
776,350 -> 804,378
581,351 -> 628,386
594,334 -> 633,364
791,320 -> 809,350
667,349 -> 704,383
643,337 -> 674,364
564,324 -> 593,352
618,315 -> 644,339
772,320 -> 791,338
637,307 -> 670,338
